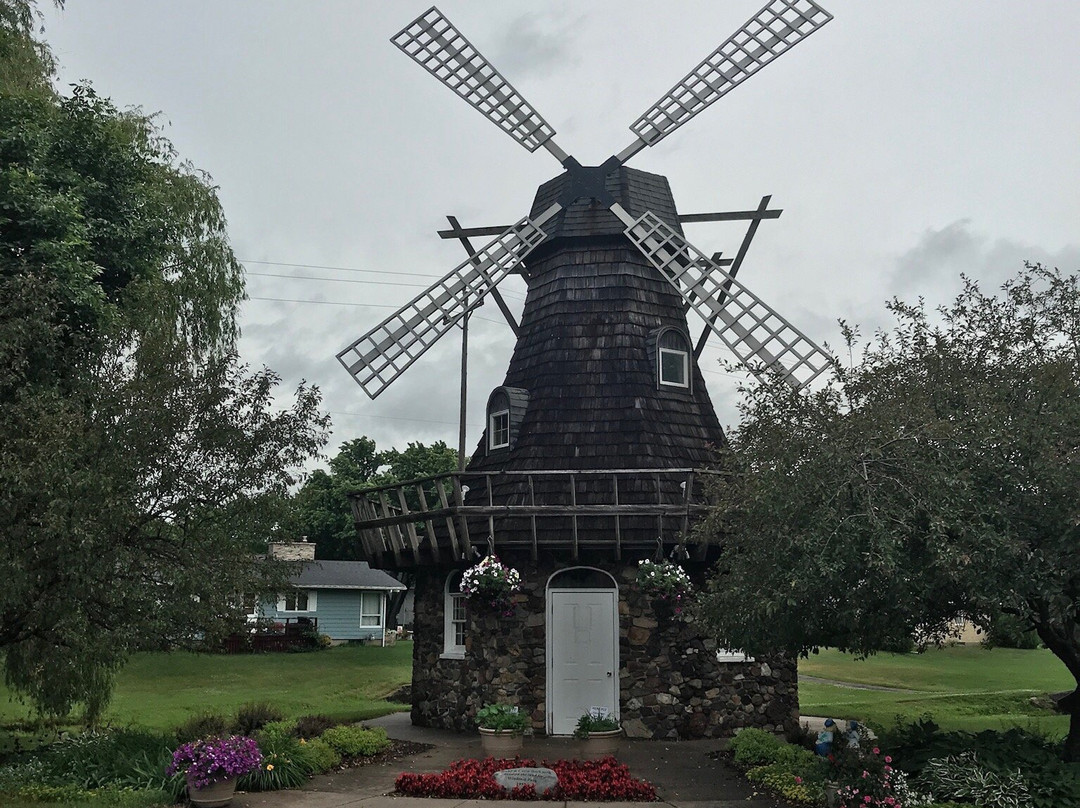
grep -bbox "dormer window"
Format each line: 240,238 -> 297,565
489,408 -> 510,450
485,387 -> 529,453
657,329 -> 691,389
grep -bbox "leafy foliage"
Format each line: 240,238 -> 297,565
728,728 -> 784,767
696,264 -> 1080,759
474,704 -> 529,733
232,703 -> 286,737
573,712 -> 620,739
0,2 -> 329,720
302,738 -> 341,773
319,725 -> 391,758
238,731 -> 313,791
292,714 -> 337,740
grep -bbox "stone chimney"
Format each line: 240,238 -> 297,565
268,536 -> 316,561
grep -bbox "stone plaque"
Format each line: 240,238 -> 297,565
493,767 -> 559,795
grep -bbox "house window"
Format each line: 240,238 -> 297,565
278,590 -> 316,612
657,329 -> 690,389
443,572 -> 466,658
360,592 -> 383,627
489,409 -> 510,450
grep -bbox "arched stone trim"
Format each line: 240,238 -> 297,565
442,571 -> 466,659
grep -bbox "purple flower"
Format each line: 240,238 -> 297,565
168,735 -> 262,789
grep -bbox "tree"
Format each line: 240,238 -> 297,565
696,264 -> 1080,760
293,438 -> 457,561
0,2 -> 329,720
292,438 -> 457,628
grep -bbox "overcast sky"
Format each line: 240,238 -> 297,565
40,1 -> 1080,466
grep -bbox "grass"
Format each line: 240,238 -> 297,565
799,644 -> 1073,737
0,642 -> 413,735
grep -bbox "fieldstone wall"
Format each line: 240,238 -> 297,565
410,552 -> 798,738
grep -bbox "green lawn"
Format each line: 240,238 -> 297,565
799,645 -> 1073,737
0,642 -> 413,734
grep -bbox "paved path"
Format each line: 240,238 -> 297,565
799,675 -> 916,693
231,712 -> 788,808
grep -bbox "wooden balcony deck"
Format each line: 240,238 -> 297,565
349,467 -> 721,568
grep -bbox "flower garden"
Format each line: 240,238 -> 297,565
395,756 -> 657,801
727,720 -> 1080,808
0,702 -> 395,806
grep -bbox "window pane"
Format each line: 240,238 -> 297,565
452,594 -> 466,622
660,349 -> 688,387
489,410 -> 510,448
296,592 -> 308,611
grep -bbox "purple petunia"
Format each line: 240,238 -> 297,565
167,735 -> 262,789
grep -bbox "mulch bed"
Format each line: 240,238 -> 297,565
340,738 -> 433,769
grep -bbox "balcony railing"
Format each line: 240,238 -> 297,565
349,467 -> 721,568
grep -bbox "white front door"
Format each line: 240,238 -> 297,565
548,590 -> 618,735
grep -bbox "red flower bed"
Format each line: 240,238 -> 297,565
395,756 -> 657,801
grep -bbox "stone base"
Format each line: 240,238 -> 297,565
410,553 -> 799,740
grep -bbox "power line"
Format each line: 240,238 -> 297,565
240,258 -> 444,279
247,271 -> 433,288
329,409 -> 482,429
244,296 -> 509,327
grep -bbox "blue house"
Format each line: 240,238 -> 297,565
259,542 -> 406,642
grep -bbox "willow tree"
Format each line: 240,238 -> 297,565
0,1 -> 329,720
697,264 -> 1080,761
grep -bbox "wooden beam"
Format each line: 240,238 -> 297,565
445,215 -> 521,337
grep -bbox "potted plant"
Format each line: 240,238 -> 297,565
573,711 -> 623,758
475,702 -> 529,756
636,559 -> 693,615
167,735 -> 262,807
460,555 -> 522,616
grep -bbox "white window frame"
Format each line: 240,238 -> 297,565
488,409 -> 511,450
658,346 -> 690,388
277,589 -> 317,613
442,573 -> 466,659
360,591 -> 383,627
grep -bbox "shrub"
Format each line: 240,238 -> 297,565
729,728 -> 783,767
257,720 -> 297,745
293,714 -> 337,739
320,725 -> 391,758
745,764 -> 817,804
30,729 -> 178,792
303,738 -> 341,773
174,712 -> 229,744
239,732 -> 314,791
233,701 -> 286,736
918,752 -> 1031,808
573,712 -> 620,739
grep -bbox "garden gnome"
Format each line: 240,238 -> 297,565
814,718 -> 836,756
845,719 -> 860,749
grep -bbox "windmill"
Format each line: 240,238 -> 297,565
340,1 -> 836,741
338,1 -> 834,402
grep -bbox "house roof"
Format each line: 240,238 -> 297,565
290,560 -> 406,591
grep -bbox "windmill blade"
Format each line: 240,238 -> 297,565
392,7 -> 569,163
337,205 -> 559,399
611,205 -> 832,389
616,0 -> 832,163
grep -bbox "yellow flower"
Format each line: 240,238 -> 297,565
299,738 -> 307,744
266,764 -> 275,771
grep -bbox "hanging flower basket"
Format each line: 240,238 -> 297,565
636,559 -> 693,615
461,555 -> 521,616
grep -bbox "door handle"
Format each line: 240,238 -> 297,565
606,672 -> 612,678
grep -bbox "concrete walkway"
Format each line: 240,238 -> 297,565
231,712 -> 790,808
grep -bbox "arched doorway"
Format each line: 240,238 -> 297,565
545,567 -> 619,735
